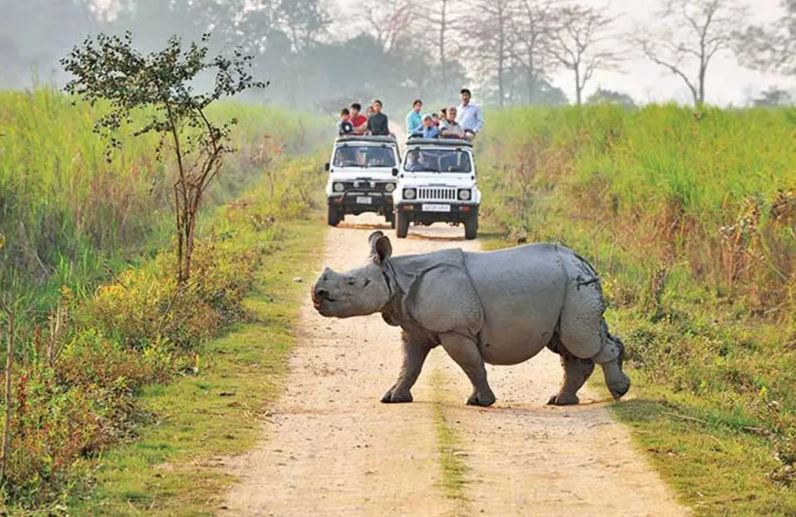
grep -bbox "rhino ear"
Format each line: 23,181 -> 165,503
368,231 -> 392,263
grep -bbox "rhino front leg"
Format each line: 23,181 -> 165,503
441,333 -> 496,407
381,332 -> 431,403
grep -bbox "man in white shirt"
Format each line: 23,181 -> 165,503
455,88 -> 484,139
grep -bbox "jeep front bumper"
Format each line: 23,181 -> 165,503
395,202 -> 478,222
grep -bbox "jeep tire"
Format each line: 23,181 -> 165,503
464,214 -> 478,240
396,210 -> 410,238
327,205 -> 342,227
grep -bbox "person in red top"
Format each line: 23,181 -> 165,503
349,103 -> 368,135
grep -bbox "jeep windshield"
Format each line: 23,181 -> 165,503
404,148 -> 472,173
333,145 -> 396,168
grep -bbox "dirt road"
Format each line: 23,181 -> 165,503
222,215 -> 687,516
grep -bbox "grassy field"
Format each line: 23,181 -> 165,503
0,88 -> 327,513
0,88 -> 323,310
478,104 -> 796,515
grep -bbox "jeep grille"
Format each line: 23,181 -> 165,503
417,187 -> 457,201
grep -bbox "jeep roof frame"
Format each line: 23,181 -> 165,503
405,137 -> 473,148
335,135 -> 398,145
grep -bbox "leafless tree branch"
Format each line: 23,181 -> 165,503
632,0 -> 747,106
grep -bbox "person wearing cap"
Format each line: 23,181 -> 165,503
411,114 -> 440,139
456,88 -> 484,139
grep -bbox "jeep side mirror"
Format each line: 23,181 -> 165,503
391,167 -> 399,177
324,162 -> 330,171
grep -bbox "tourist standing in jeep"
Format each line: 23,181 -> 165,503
350,102 -> 368,135
405,99 -> 423,135
456,88 -> 485,140
367,100 -> 390,136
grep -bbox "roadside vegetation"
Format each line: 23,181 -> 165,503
478,104 -> 796,515
429,369 -> 469,504
0,88 -> 325,513
72,215 -> 325,516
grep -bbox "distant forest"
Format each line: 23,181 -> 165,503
1,0 -> 794,110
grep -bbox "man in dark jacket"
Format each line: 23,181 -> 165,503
367,100 -> 390,136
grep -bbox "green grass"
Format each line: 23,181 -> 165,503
0,88 -> 323,310
612,394 -> 796,516
0,92 -> 327,511
429,369 -> 469,504
70,219 -> 325,515
478,104 -> 796,515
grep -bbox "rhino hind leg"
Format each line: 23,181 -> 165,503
557,264 -> 630,401
547,350 -> 595,406
593,323 -> 630,400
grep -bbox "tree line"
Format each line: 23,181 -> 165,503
0,0 -> 794,107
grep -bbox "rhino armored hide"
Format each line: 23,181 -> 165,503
312,231 -> 629,407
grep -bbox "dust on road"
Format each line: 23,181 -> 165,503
221,214 -> 687,516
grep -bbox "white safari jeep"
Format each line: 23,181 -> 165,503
393,138 -> 481,239
324,135 -> 401,227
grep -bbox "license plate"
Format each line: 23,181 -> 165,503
422,204 -> 451,212
356,196 -> 372,205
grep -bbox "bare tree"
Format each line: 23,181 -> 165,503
550,4 -> 619,106
736,0 -> 796,76
632,0 -> 747,106
423,0 -> 459,79
362,0 -> 418,53
508,0 -> 558,104
276,0 -> 332,53
462,0 -> 515,107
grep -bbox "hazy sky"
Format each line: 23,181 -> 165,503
336,0 -> 795,106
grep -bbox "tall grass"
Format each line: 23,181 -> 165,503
478,104 -> 796,511
480,104 -> 796,313
0,89 -> 327,511
0,155 -> 324,511
0,88 -> 324,310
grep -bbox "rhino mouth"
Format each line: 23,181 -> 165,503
312,296 -> 338,310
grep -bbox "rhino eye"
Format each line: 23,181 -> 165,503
347,277 -> 356,286
363,278 -> 371,287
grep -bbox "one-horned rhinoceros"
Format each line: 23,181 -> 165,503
311,231 -> 629,407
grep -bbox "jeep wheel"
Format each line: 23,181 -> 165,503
396,211 -> 410,238
464,215 -> 478,240
327,205 -> 341,227
385,211 -> 396,230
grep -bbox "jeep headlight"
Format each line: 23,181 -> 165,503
458,189 -> 471,201
384,182 -> 396,193
403,188 -> 416,200
333,182 -> 345,192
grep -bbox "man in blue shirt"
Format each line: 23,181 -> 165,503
405,99 -> 423,135
411,114 -> 440,139
456,88 -> 485,139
